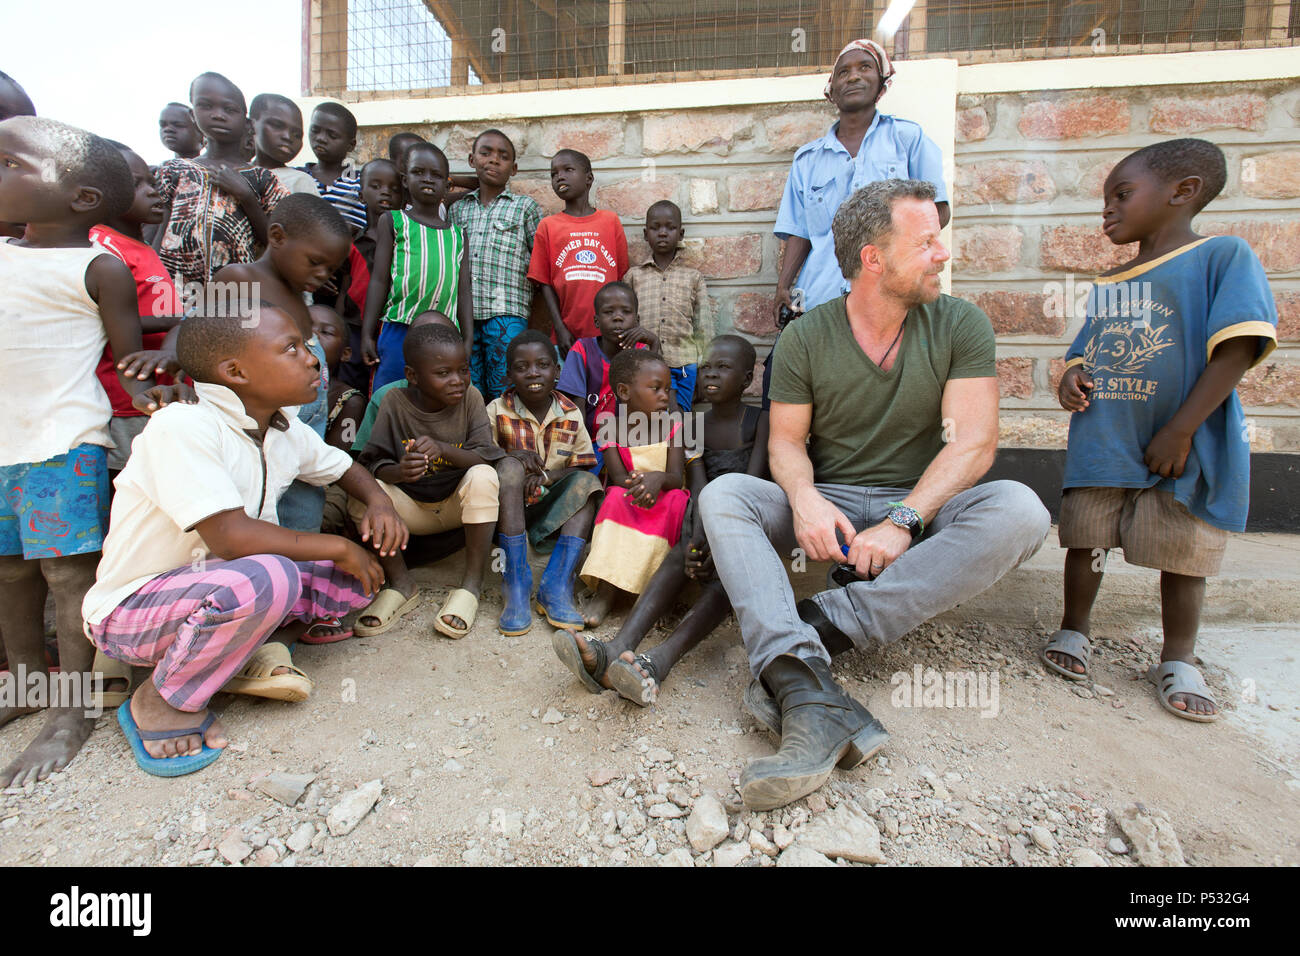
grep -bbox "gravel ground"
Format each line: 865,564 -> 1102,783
1,556 -> 1296,867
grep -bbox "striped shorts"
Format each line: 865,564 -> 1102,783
86,554 -> 371,712
1058,486 -> 1228,578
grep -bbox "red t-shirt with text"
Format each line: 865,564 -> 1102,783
527,210 -> 629,341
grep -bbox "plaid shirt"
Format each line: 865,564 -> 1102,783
624,255 -> 712,368
488,389 -> 598,502
450,188 -> 542,321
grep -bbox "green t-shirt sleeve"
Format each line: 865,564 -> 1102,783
768,325 -> 813,404
946,300 -> 997,380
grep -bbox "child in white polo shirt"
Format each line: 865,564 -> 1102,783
82,305 -> 406,776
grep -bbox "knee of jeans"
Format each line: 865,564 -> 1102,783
988,481 -> 1051,548
698,473 -> 757,525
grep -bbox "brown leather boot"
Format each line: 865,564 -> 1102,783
739,654 -> 882,811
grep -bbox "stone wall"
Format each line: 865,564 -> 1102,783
354,77 -> 1300,449
953,81 -> 1300,452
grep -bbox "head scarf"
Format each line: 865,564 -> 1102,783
823,38 -> 895,102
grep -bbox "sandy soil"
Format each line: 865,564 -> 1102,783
1,552 -> 1296,867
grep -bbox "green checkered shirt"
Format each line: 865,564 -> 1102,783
450,188 -> 542,321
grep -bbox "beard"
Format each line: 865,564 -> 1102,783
881,261 -> 942,308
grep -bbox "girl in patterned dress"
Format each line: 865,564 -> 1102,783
360,142 -> 474,392
153,73 -> 289,289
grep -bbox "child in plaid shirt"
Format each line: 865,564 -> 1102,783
624,200 -> 712,410
450,129 -> 542,401
488,330 -> 603,635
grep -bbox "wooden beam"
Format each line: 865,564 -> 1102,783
608,0 -> 626,75
423,0 -> 495,83
309,0 -> 348,95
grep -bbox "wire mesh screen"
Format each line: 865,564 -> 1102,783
306,0 -> 1299,97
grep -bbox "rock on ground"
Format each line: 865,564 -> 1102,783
659,847 -> 695,867
686,794 -> 729,852
1115,803 -> 1187,867
254,772 -> 317,806
777,845 -> 837,867
797,800 -> 887,865
326,779 -> 383,837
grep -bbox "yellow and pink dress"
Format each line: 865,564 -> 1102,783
580,427 -> 693,595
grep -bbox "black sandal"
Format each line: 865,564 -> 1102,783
606,653 -> 659,707
551,629 -> 608,693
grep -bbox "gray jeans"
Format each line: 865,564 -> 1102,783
698,475 -> 1051,678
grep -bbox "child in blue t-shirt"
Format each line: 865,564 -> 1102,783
1042,139 -> 1278,724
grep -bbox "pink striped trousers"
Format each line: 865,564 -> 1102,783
86,555 -> 370,712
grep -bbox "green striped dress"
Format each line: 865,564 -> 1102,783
383,210 -> 464,327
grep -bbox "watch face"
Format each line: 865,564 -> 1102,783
889,506 -> 918,533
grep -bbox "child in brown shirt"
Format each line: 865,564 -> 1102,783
350,324 -> 503,638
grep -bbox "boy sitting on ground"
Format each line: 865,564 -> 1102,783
350,324 -> 504,639
83,305 -> 406,775
488,330 -> 603,635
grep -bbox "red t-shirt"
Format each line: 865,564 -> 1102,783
89,225 -> 179,417
526,210 -> 629,341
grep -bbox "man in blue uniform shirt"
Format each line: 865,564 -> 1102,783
773,38 -> 950,325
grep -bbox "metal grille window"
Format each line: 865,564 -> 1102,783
304,0 -> 1299,97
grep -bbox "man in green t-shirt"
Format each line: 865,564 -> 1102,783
700,179 -> 1050,811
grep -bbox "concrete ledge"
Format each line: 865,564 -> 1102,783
789,531 -> 1300,630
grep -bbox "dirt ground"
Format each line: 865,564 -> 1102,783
1,548 -> 1296,867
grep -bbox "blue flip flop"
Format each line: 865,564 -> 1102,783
116,701 -> 223,777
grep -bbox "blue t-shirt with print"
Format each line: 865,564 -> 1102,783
1062,236 -> 1277,532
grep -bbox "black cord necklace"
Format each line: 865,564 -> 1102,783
875,319 -> 906,368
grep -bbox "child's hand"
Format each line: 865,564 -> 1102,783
410,435 -> 447,464
132,383 -> 197,415
211,165 -> 256,204
684,536 -> 713,580
335,538 -> 385,597
397,444 -> 430,482
361,335 -> 380,366
627,470 -> 667,508
618,326 -> 659,352
524,472 -> 545,504
1058,366 -> 1094,412
1143,425 -> 1193,479
509,449 -> 546,475
118,349 -> 181,380
357,498 -> 408,557
553,325 -> 574,356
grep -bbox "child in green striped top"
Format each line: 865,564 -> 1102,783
361,143 -> 474,392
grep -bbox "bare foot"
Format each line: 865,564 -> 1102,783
0,707 -> 96,787
582,583 -> 616,628
129,681 -> 227,759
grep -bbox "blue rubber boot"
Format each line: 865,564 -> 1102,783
536,534 -> 587,630
497,533 -> 533,635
